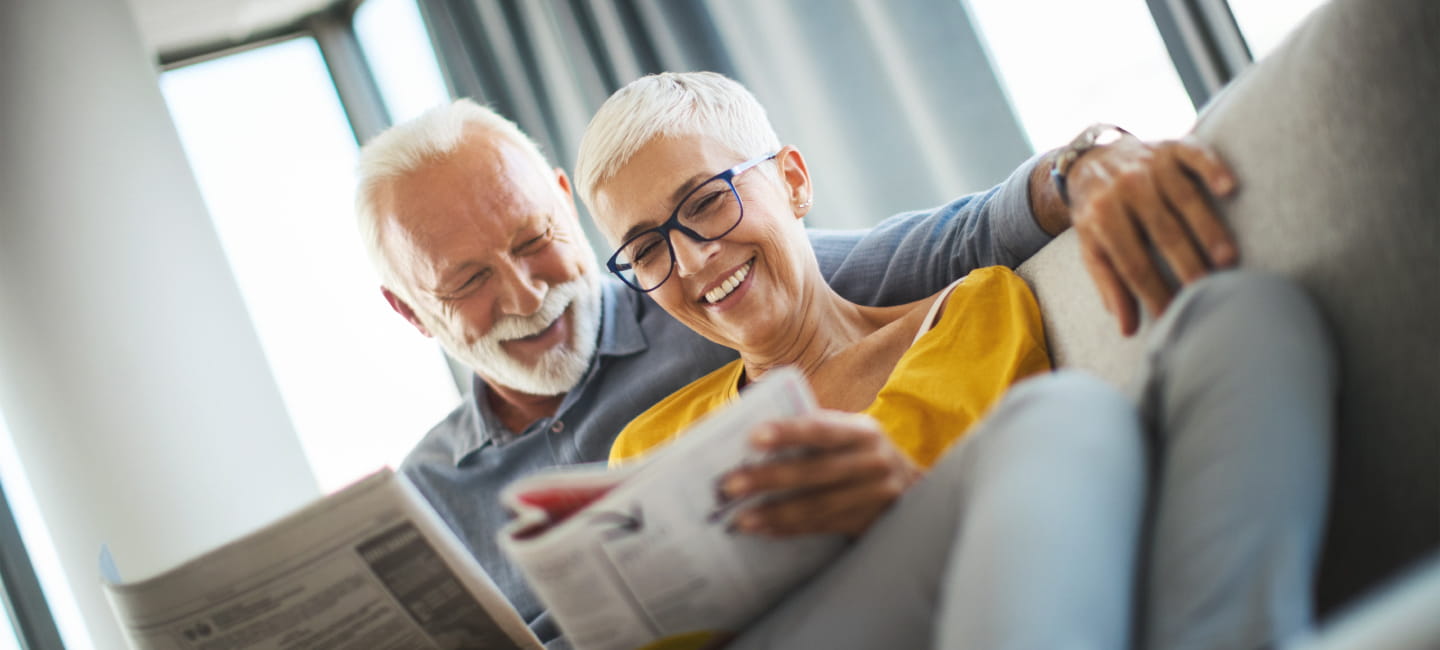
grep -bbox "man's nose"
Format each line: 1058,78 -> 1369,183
671,233 -> 718,278
497,261 -> 546,316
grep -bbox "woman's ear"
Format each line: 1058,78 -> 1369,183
777,145 -> 813,219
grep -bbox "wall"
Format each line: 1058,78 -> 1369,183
0,0 -> 321,646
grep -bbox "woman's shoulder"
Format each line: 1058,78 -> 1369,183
960,264 -> 1029,289
942,265 -> 1032,302
848,266 -> 1029,353
929,265 -> 1035,324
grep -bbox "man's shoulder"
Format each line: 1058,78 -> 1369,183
608,277 -> 727,357
398,399 -> 474,477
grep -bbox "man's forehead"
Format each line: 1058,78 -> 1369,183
440,128 -> 549,190
392,133 -> 554,219
376,136 -> 558,275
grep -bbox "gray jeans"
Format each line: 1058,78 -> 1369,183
729,271 -> 1335,649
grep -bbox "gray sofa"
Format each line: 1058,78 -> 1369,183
1015,0 -> 1438,614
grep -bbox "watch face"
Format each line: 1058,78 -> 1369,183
1093,128 -> 1127,147
1059,124 -> 1130,175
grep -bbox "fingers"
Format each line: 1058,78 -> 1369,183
1079,240 -> 1139,336
1076,193 -> 1174,319
1168,141 -> 1239,266
721,411 -> 920,537
746,411 -> 882,453
1127,154 -> 1210,285
1173,136 -> 1236,198
724,432 -> 894,497
735,480 -> 902,537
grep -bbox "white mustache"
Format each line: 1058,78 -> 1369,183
488,280 -> 583,342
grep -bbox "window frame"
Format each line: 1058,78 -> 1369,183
1145,0 -> 1253,108
159,3 -> 391,147
0,482 -> 63,650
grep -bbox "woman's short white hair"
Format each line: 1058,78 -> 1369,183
575,71 -> 781,211
354,98 -> 550,299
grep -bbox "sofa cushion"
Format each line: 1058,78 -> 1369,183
1016,0 -> 1439,613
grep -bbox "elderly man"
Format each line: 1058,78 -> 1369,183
354,98 -> 1233,644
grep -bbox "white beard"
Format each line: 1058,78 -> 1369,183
435,273 -> 601,396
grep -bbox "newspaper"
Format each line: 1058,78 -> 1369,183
102,469 -> 543,650
498,367 -> 847,650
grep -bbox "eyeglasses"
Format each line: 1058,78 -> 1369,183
606,151 -> 778,292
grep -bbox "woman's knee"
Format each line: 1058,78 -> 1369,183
1160,271 -> 1337,386
968,371 -> 1144,469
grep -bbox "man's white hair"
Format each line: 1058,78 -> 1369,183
354,98 -> 552,301
575,71 -> 781,211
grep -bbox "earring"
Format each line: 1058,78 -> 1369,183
797,199 -> 813,209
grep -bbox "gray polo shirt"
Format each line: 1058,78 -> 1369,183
399,156 -> 1050,646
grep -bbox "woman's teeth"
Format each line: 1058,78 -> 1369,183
705,261 -> 752,304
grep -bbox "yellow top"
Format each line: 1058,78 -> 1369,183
610,266 -> 1051,468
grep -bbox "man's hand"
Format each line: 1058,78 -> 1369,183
720,411 -> 920,539
1037,135 -> 1239,335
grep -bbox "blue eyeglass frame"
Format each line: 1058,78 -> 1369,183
606,151 -> 779,292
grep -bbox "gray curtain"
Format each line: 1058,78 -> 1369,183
418,0 -> 1031,247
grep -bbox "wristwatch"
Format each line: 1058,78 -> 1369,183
1050,123 -> 1132,206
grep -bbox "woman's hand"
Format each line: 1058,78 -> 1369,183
720,410 -> 921,538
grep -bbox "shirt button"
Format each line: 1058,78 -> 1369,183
550,421 -> 564,433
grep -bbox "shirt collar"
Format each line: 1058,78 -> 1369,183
450,278 -> 650,464
596,277 -> 649,358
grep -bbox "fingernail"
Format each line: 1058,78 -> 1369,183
752,426 -> 776,447
1212,243 -> 1236,265
1214,174 -> 1234,194
724,475 -> 748,496
737,513 -> 761,531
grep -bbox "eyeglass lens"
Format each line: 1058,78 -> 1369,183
617,177 -> 742,290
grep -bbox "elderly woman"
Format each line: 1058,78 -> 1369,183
574,72 -> 1334,649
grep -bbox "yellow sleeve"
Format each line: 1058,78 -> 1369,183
866,266 -> 1050,467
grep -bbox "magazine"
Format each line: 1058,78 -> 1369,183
498,367 -> 846,650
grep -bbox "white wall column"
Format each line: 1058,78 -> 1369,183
0,0 -> 321,647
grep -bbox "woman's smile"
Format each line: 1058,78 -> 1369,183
700,257 -> 755,307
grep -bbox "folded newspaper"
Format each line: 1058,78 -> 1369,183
498,367 -> 848,650
101,469 -> 543,650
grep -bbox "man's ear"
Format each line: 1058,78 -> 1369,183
382,286 -> 432,338
553,166 -> 587,223
554,167 -> 573,196
777,146 -> 813,218
552,166 -> 576,211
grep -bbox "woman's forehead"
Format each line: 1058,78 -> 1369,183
599,136 -> 740,217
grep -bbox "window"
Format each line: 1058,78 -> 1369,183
161,37 -> 460,493
962,0 -> 1198,148
1227,0 -> 1330,60
0,411 -> 90,649
354,0 -> 452,123
0,612 -> 18,650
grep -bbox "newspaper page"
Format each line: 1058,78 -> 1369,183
499,368 -> 847,650
102,469 -> 542,650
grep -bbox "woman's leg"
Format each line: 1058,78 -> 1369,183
729,371 -> 1147,649
1132,271 -> 1336,650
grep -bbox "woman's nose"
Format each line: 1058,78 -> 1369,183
670,233 -> 718,278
